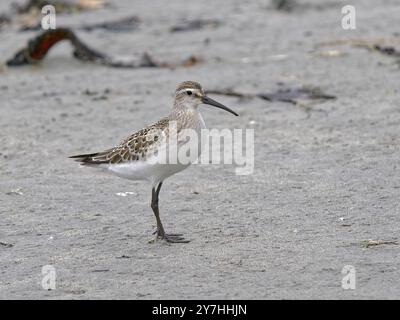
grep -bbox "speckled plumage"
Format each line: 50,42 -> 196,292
71,117 -> 169,165
70,81 -> 237,243
71,81 -> 206,168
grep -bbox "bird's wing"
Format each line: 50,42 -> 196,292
70,117 -> 169,165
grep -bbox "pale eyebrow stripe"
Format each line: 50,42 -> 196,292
176,88 -> 195,95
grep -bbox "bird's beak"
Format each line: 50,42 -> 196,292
201,95 -> 239,116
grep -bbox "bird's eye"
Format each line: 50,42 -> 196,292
186,90 -> 192,96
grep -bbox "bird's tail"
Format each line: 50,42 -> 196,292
69,151 -> 109,166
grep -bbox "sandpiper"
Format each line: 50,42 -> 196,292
70,81 -> 238,243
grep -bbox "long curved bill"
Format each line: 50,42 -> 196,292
202,95 -> 239,116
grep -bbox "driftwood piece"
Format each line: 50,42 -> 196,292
6,28 -> 201,69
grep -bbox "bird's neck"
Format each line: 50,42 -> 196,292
169,103 -> 205,130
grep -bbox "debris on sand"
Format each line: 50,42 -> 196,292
372,45 -> 400,58
353,41 -> 400,63
6,28 -> 202,69
207,85 -> 336,105
270,0 -> 297,12
269,0 -> 339,12
317,38 -> 400,66
362,239 -> 398,248
170,19 -> 221,32
91,269 -> 109,273
64,288 -> 86,295
180,55 -> 203,67
0,241 -> 14,248
258,86 -> 336,104
19,15 -> 141,32
115,192 -> 136,197
79,15 -> 141,32
313,49 -> 345,58
82,88 -> 111,100
7,28 -> 105,66
0,14 -> 11,29
82,88 -> 110,96
6,188 -> 23,196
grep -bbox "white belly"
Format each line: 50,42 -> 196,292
105,160 -> 188,185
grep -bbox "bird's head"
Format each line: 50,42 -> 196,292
174,81 -> 238,116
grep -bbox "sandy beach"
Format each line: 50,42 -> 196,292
1,0 -> 400,299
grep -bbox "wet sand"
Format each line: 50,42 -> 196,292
1,0 -> 400,299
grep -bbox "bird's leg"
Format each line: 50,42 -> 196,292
150,182 -> 189,243
151,182 -> 165,237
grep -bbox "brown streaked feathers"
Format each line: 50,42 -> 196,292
70,117 -> 169,165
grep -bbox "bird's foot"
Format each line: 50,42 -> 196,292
163,233 -> 190,243
149,232 -> 190,244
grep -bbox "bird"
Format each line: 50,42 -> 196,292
70,81 -> 238,243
